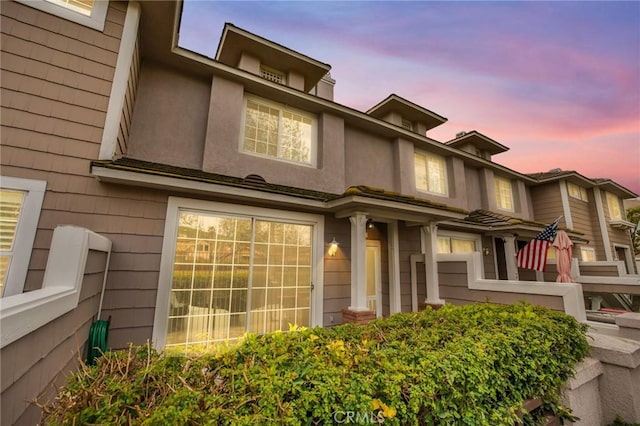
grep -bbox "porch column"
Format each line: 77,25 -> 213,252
343,212 -> 374,324
421,222 -> 445,307
503,235 -> 519,281
387,220 -> 401,314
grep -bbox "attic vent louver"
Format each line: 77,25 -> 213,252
243,174 -> 267,187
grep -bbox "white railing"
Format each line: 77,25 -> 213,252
0,226 -> 112,348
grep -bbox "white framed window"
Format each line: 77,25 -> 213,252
15,0 -> 109,31
0,177 -> 46,297
567,182 -> 588,201
494,176 -> 514,212
241,95 -> 316,167
580,246 -> 596,262
605,192 -> 623,220
153,198 -> 324,350
414,151 -> 448,196
437,231 -> 480,254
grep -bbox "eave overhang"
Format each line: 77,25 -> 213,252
445,130 -> 509,155
215,23 -> 331,92
366,94 -> 448,131
91,160 -> 468,222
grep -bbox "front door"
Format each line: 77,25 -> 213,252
366,241 -> 382,317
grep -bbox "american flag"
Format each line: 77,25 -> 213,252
516,218 -> 560,272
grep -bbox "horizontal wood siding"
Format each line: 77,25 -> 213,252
438,261 -> 564,311
0,1 -> 166,348
530,184 -> 564,227
116,32 -> 140,156
570,190 -> 602,258
399,222 -> 422,313
579,264 -> 620,277
0,250 -> 107,425
322,215 -> 350,326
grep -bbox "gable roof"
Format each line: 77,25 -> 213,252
528,170 -> 637,198
366,94 -> 448,131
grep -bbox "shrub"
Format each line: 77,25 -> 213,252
42,303 -> 588,425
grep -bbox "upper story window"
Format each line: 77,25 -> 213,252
15,0 -> 108,31
494,176 -> 514,212
241,95 -> 316,166
605,192 -> 623,220
567,182 -> 588,201
260,66 -> 286,85
414,151 -> 447,196
0,177 -> 46,297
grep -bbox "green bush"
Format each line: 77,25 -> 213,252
42,303 -> 588,425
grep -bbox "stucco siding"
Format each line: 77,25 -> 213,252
128,63 -> 210,168
344,127 -> 395,191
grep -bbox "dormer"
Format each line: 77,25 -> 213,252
445,130 -> 508,161
215,23 -> 332,97
366,94 -> 447,136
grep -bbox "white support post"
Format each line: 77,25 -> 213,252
503,235 -> 519,281
421,223 -> 444,305
349,212 -> 369,311
387,220 -> 402,314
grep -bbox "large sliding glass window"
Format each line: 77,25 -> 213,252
165,208 -> 315,350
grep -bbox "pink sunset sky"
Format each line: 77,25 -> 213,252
179,1 -> 640,194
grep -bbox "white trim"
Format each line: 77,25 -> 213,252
0,226 -> 112,348
348,212 -> 369,311
420,223 -> 444,305
99,1 -> 141,160
560,180 -> 574,229
15,0 -> 109,31
387,221 -> 401,314
366,240 -> 382,317
439,252 -> 587,322
0,176 -> 46,297
240,94 -> 318,168
593,187 -> 613,261
151,197 -> 324,349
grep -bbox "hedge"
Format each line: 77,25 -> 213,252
41,303 -> 589,425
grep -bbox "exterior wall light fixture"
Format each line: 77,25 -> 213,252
483,247 -> 490,256
328,237 -> 339,256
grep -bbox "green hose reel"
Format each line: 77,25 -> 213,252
87,317 -> 110,366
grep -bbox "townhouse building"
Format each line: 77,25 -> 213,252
2,0 -> 638,348
1,1 -> 638,422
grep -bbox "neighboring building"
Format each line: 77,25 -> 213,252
1,0 -> 638,361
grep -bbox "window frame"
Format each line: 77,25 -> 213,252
14,0 -> 109,31
240,94 -> 317,167
436,230 -> 481,254
605,192 -> 623,220
152,197 -> 325,349
580,246 -> 596,262
414,150 -> 449,196
567,182 -> 588,201
494,175 -> 515,212
0,177 -> 47,297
